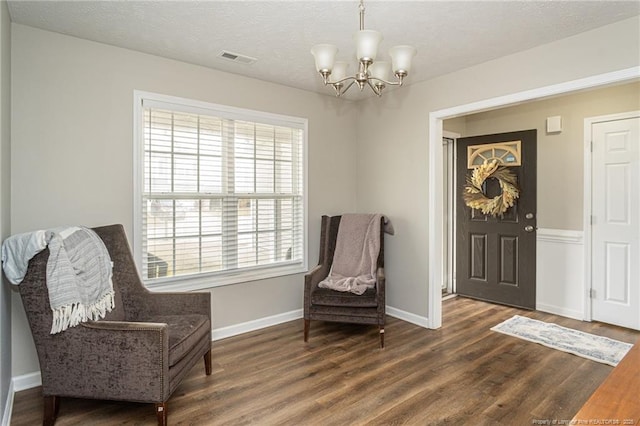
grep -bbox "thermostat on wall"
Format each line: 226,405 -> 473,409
546,116 -> 562,133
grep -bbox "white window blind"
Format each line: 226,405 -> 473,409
134,92 -> 307,289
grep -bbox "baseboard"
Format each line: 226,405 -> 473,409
387,305 -> 429,328
211,304 -> 432,341
536,303 -> 584,321
212,309 -> 303,341
12,371 -> 41,392
4,373 -> 40,426
1,380 -> 14,426
442,293 -> 458,302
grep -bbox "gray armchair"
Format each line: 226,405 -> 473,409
18,224 -> 212,426
303,215 -> 386,348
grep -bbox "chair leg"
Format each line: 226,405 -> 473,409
303,319 -> 310,342
43,395 -> 59,426
204,348 -> 212,375
155,402 -> 167,426
379,326 -> 385,349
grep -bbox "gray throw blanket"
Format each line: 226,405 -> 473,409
319,214 -> 389,295
46,227 -> 114,334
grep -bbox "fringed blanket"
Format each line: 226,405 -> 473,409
2,226 -> 114,334
46,227 -> 114,334
319,213 -> 389,295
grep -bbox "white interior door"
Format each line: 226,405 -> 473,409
591,114 -> 640,330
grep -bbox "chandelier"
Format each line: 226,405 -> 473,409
311,0 -> 417,97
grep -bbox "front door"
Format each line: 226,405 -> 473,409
456,130 -> 537,309
591,114 -> 640,330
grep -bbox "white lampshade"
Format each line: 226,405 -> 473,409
389,45 -> 417,74
311,44 -> 338,72
368,61 -> 391,82
354,30 -> 382,62
330,61 -> 349,82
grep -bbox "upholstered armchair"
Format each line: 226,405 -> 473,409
303,215 -> 386,348
17,224 -> 212,426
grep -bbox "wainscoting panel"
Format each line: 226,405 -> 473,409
536,228 -> 585,320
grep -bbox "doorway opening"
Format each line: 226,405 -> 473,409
428,67 -> 640,330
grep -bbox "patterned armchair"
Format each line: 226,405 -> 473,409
303,215 -> 386,348
17,224 -> 212,426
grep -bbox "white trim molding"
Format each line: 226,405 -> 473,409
387,306 -> 430,328
1,380 -> 13,426
212,309 -> 302,341
212,305 -> 430,340
11,371 -> 41,393
537,228 -> 583,245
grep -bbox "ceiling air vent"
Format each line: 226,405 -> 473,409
218,50 -> 257,65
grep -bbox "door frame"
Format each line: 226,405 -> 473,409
583,110 -> 640,322
443,131 -> 460,296
427,66 -> 640,329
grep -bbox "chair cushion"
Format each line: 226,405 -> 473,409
311,286 -> 378,308
146,314 -> 210,367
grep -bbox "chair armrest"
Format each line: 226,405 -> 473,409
304,263 -> 329,318
376,266 -> 385,293
376,266 -> 386,316
304,264 -> 330,296
41,321 -> 171,403
305,264 -> 328,289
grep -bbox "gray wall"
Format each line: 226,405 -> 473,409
355,16 -> 640,319
10,24 -> 358,377
0,0 -> 10,421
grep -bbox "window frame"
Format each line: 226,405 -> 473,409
133,90 -> 308,291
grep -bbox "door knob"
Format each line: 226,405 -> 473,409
524,225 -> 535,232
525,213 -> 535,219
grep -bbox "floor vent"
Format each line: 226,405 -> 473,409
218,50 -> 257,65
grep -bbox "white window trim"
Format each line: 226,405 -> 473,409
133,90 -> 308,292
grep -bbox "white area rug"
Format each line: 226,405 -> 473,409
491,315 -> 632,366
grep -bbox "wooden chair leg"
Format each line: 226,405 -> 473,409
379,326 -> 385,349
155,402 -> 167,426
303,319 -> 310,342
204,348 -> 212,375
43,395 -> 59,426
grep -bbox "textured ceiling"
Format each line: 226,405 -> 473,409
7,1 -> 640,100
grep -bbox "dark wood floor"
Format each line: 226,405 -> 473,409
11,297 -> 640,425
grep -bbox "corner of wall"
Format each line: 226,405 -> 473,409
0,0 -> 11,423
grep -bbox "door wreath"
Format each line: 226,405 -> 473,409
463,160 -> 520,217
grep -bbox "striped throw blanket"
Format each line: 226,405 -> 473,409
2,226 -> 114,333
45,227 -> 114,334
